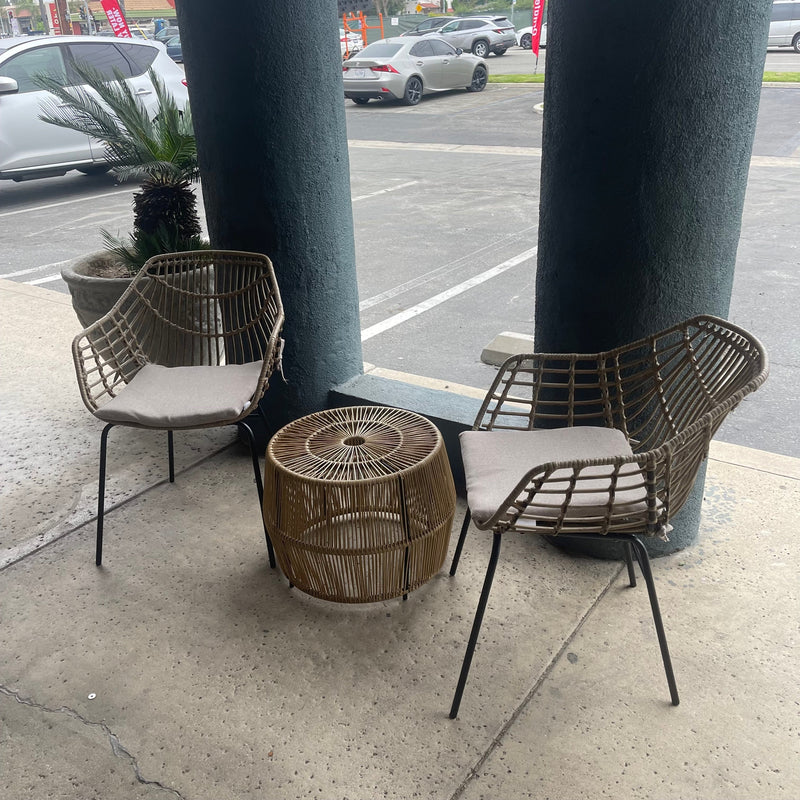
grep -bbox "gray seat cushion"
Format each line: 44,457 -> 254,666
94,361 -> 263,428
461,427 -> 648,527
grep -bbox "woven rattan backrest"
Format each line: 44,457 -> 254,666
612,317 -> 766,451
72,250 -> 285,413
121,250 -> 283,368
475,316 -> 768,452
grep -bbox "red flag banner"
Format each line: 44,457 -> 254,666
101,0 -> 132,38
48,2 -> 61,35
531,0 -> 545,57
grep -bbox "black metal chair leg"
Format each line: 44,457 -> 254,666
623,540 -> 637,587
96,423 -> 114,566
167,430 -> 175,483
238,420 -> 276,569
450,532 -> 502,719
630,536 -> 680,706
449,508 -> 472,576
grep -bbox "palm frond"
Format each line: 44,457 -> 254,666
102,225 -> 209,275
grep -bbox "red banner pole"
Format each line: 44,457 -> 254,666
531,0 -> 545,57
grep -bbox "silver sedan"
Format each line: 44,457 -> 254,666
342,36 -> 488,106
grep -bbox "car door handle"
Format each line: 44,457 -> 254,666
134,89 -> 152,96
442,59 -> 450,64
415,60 -> 424,66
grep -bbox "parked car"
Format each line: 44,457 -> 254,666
0,35 -> 188,182
340,27 -> 362,58
401,17 -> 453,37
342,36 -> 487,106
516,23 -> 548,50
431,16 -> 516,58
768,0 -> 800,51
155,26 -> 180,44
165,34 -> 182,63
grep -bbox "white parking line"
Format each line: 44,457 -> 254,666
349,139 -> 543,158
360,246 -> 537,342
0,258 -> 75,279
26,274 -> 64,285
359,225 -> 537,311
0,188 -> 131,219
352,180 -> 418,202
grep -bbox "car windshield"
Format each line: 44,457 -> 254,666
356,42 -> 402,58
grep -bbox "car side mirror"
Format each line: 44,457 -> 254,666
0,76 -> 19,95
456,48 -> 463,55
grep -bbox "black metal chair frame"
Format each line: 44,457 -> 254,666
95,405 -> 276,569
448,509 -> 678,719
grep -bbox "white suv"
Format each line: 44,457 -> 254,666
0,35 -> 188,182
432,16 -> 516,58
768,1 -> 800,52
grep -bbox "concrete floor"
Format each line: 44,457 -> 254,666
1,278 -> 799,799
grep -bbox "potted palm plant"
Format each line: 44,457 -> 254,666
35,63 -> 207,327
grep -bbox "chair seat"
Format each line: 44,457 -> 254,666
461,426 -> 648,526
94,361 -> 263,428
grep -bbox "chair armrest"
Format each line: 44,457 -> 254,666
479,449 -> 667,537
250,309 -> 286,406
71,308 -> 145,413
478,414 -> 718,539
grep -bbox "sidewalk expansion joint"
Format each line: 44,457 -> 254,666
448,562 -> 626,800
0,685 -> 186,798
0,440 -> 239,574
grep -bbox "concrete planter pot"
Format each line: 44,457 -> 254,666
60,251 -> 133,329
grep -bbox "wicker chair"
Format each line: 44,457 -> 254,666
72,250 -> 285,567
448,315 -> 768,718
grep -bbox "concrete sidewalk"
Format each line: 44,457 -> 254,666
1,278 -> 798,800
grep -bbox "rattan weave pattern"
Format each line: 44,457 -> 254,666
72,250 -> 284,429
264,406 -> 456,603
468,315 -> 769,537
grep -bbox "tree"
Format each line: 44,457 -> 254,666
372,0 -> 406,16
35,63 -> 204,273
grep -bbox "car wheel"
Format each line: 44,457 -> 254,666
520,33 -> 532,49
352,97 -> 370,105
466,64 -> 488,93
794,33 -> 800,53
77,165 -> 111,176
472,39 -> 490,59
403,76 -> 423,106
494,48 -> 507,56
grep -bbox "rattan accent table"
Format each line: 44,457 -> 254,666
263,406 -> 457,603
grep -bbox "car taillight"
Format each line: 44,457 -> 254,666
181,78 -> 188,87
342,66 -> 348,72
370,64 -> 399,74
493,29 -> 504,34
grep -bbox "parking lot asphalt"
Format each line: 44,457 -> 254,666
0,81 -> 797,458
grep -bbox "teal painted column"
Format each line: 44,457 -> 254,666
175,0 -> 363,427
536,0 -> 772,555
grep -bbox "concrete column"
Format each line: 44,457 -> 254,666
175,0 -> 363,427
536,0 -> 772,554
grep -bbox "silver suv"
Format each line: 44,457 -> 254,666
431,16 -> 516,58
0,35 -> 188,182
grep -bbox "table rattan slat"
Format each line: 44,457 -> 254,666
263,406 -> 456,603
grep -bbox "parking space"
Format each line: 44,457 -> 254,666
1,83 -> 798,456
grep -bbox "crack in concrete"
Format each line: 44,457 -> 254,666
0,685 -> 185,798
448,563 -> 626,800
